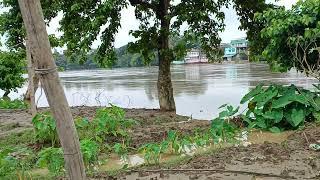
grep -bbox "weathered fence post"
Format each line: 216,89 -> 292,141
18,0 -> 86,179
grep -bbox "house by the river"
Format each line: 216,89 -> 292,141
174,37 -> 249,64
223,37 -> 249,61
184,49 -> 209,64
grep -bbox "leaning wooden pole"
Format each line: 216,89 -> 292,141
18,0 -> 86,179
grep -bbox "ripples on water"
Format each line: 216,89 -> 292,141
4,63 -> 318,120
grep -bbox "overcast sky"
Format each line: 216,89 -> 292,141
4,0 -> 299,50
112,0 -> 298,48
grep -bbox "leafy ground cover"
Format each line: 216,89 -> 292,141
0,98 -> 28,109
0,84 -> 319,179
240,84 -> 320,132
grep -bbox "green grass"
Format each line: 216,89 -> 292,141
0,129 -> 34,147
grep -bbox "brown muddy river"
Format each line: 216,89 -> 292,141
5,63 -> 318,120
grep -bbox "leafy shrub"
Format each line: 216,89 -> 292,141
37,147 -> 64,176
241,84 -> 320,132
166,130 -> 182,153
210,104 -> 239,142
210,119 -> 238,143
113,143 -> 129,160
37,140 -> 100,176
139,142 -> 168,164
0,147 -> 36,178
91,105 -> 137,143
75,117 -> 92,140
0,98 -> 28,109
74,105 -> 138,148
80,139 -> 99,167
32,112 -> 58,146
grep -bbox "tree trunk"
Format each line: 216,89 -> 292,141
157,0 -> 176,112
3,90 -> 10,98
24,38 -> 39,116
18,1 -> 86,179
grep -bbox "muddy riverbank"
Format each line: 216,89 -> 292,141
110,124 -> 320,180
1,107 -> 319,179
0,106 -> 209,147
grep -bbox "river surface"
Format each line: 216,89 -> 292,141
5,63 -> 318,120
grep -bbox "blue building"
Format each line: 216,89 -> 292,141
223,38 -> 249,61
224,47 -> 237,61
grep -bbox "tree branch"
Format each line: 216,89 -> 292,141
129,0 -> 157,11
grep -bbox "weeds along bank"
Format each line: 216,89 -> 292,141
0,84 -> 319,179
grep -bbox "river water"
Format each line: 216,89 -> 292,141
5,63 -> 318,120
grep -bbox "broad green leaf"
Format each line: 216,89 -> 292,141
253,87 -> 278,107
269,126 -> 281,133
218,104 -> 228,109
272,96 -> 292,108
262,110 -> 283,123
253,108 -> 263,116
218,110 -> 229,118
311,97 -> 320,111
313,111 -> 320,121
256,117 -> 267,129
240,84 -> 264,104
289,94 -> 309,105
285,108 -> 305,127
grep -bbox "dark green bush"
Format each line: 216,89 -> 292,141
37,147 -> 64,176
0,98 -> 28,109
0,147 -> 36,178
32,112 -> 58,146
241,84 -> 320,132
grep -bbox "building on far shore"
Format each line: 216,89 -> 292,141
176,37 -> 249,65
184,48 -> 208,64
223,37 -> 249,61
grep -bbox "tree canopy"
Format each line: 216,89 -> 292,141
256,0 -> 320,80
58,0 -> 228,66
0,0 -> 61,51
0,50 -> 25,97
233,0 -> 277,61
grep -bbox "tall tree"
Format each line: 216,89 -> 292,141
0,0 -> 60,114
59,0 -> 228,111
256,0 -> 320,80
18,0 -> 86,179
0,50 -> 25,98
233,0 -> 277,61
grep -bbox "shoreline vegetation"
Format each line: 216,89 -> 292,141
0,84 -> 319,179
0,0 -> 319,179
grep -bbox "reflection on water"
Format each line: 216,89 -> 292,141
4,63 -> 318,120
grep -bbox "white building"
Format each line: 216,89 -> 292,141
184,49 -> 208,64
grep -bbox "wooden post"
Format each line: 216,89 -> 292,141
25,38 -> 38,116
18,0 -> 86,179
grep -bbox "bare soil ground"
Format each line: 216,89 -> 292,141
0,107 -> 209,147
1,107 -> 319,180
114,125 -> 320,180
